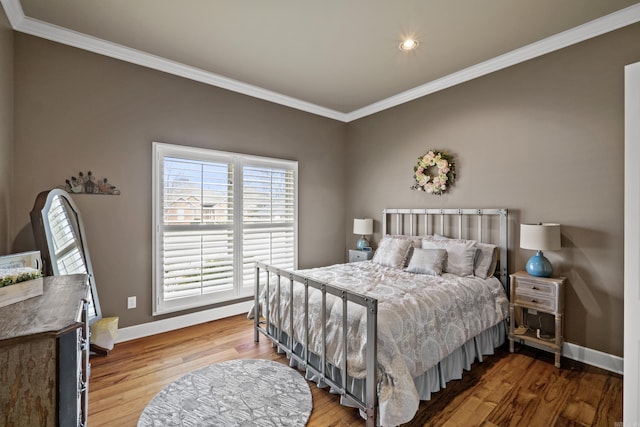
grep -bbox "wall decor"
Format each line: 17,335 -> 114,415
410,150 -> 456,195
60,171 -> 120,195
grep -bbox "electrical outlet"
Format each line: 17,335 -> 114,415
127,296 -> 137,309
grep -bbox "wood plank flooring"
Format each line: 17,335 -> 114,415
88,314 -> 622,426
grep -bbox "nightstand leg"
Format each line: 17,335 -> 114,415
509,305 -> 515,353
555,313 -> 563,368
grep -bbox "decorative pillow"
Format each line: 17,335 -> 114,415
430,234 -> 499,278
422,239 -> 477,276
405,248 -> 447,276
473,242 -> 499,279
388,235 -> 425,266
387,234 -> 423,248
371,235 -> 413,269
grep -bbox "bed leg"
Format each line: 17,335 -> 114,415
254,316 -> 259,343
365,409 -> 376,427
365,297 -> 378,427
254,264 -> 260,343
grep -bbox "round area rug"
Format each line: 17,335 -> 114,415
138,359 -> 312,427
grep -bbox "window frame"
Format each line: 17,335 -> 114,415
152,142 -> 298,315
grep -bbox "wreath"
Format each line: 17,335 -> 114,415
410,150 -> 456,195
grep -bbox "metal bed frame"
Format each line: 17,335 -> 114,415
254,208 -> 508,426
382,208 -> 509,289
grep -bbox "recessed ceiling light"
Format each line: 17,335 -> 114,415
399,39 -> 419,51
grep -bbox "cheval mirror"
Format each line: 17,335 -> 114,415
30,188 -> 102,324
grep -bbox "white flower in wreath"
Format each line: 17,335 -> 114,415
410,150 -> 456,195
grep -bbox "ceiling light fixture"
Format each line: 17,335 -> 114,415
399,39 -> 419,51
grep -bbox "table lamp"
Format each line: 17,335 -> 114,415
353,218 -> 373,250
520,223 -> 561,277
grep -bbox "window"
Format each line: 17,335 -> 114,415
152,142 -> 297,314
47,196 -> 87,275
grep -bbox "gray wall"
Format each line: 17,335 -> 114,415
7,18 -> 639,357
345,23 -> 640,357
11,34 -> 347,328
0,6 -> 12,255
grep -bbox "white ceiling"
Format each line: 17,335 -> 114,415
3,0 -> 640,121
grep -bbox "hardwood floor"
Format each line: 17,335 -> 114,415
88,314 -> 622,426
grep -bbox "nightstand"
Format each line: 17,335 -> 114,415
509,271 -> 566,368
348,249 -> 374,263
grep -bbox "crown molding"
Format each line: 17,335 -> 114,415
22,17 -> 346,121
0,0 -> 346,121
3,0 -> 640,123
346,2 -> 640,122
0,0 -> 23,27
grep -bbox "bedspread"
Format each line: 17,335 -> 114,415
261,261 -> 509,426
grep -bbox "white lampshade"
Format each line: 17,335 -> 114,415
520,223 -> 561,251
353,218 -> 373,236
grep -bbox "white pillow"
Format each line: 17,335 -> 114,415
422,239 -> 477,276
405,248 -> 447,275
429,234 -> 498,278
371,235 -> 412,269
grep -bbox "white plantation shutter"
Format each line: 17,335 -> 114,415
153,143 -> 297,314
48,196 -> 88,275
242,165 -> 296,289
160,156 -> 235,305
162,229 -> 235,301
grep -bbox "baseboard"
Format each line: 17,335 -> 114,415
115,300 -> 254,343
563,342 -> 623,374
116,304 -> 623,375
521,340 -> 623,375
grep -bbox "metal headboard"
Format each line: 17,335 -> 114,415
382,208 -> 509,289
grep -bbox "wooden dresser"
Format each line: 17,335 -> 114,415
0,274 -> 90,426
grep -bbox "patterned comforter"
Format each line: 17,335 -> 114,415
262,261 -> 509,426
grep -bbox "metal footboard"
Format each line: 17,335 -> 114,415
254,262 -> 378,426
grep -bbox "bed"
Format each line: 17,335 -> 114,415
253,208 -> 510,426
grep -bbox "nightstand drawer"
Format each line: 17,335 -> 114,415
349,249 -> 374,262
516,278 -> 556,297
513,293 -> 556,311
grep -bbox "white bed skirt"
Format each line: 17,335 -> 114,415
271,320 -> 507,412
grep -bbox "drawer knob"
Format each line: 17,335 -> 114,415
531,299 -> 538,303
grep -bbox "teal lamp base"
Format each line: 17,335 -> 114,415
356,236 -> 369,250
526,251 -> 553,277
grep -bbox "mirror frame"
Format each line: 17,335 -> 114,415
30,188 -> 102,324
